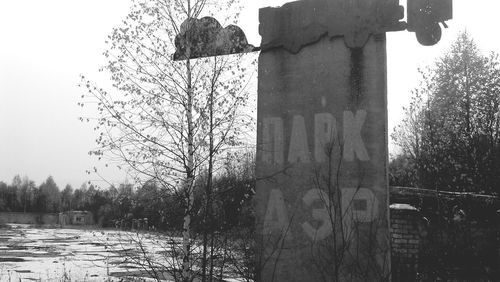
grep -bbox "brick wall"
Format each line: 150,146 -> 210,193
390,204 -> 422,281
389,202 -> 500,281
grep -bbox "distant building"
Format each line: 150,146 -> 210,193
59,211 -> 94,227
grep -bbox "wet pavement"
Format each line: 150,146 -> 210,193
0,224 -> 179,281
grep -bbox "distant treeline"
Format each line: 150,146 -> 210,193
0,161 -> 254,232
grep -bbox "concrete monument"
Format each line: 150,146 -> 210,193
255,0 -> 395,281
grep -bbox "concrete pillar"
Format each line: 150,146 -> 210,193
255,2 -> 390,281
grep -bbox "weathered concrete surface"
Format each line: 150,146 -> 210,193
255,27 -> 390,282
259,0 -> 405,51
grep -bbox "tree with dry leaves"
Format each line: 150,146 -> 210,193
80,0 -> 256,280
392,32 -> 500,194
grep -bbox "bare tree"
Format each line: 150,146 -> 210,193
79,0 -> 255,280
392,32 -> 500,193
309,144 -> 391,281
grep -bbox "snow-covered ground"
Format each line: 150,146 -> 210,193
0,224 -> 249,282
0,224 -> 182,281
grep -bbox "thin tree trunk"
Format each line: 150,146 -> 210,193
208,224 -> 216,282
182,58 -> 195,281
182,7 -> 195,279
202,57 -> 218,282
182,2 -> 195,280
201,60 -> 216,282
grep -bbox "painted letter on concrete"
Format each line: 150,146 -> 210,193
256,10 -> 390,280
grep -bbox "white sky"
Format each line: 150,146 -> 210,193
1,0 -> 499,188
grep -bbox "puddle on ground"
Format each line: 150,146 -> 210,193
15,270 -> 32,273
0,224 -> 246,282
0,224 -> 178,281
0,257 -> 27,262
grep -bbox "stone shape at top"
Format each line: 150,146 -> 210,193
259,0 -> 406,52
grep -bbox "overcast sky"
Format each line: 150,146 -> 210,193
1,0 -> 499,188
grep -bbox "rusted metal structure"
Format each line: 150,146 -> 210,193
173,17 -> 259,60
174,0 -> 453,61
